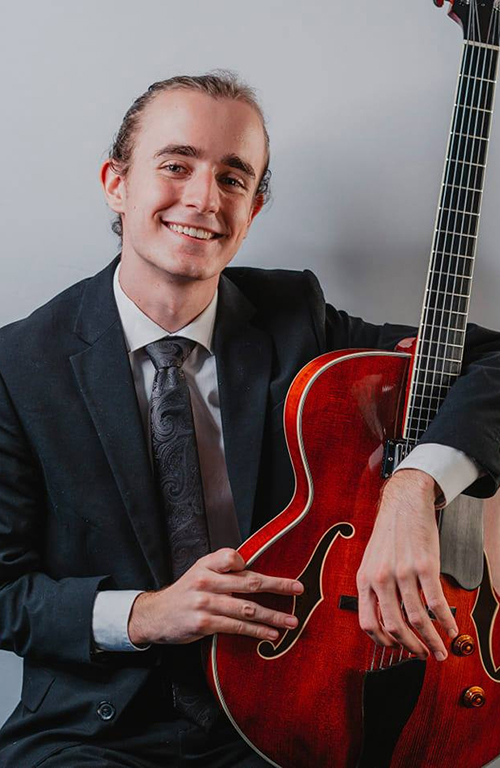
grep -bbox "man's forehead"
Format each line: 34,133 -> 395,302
136,90 -> 266,159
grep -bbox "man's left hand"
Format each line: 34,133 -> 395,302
356,469 -> 459,660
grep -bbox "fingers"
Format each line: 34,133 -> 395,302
203,548 -> 304,597
358,568 -> 456,660
376,582 -> 430,659
357,585 -> 401,650
212,569 -> 304,597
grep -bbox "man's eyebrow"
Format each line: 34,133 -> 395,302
221,154 -> 256,180
154,144 -> 199,159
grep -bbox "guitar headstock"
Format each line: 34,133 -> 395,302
435,0 -> 500,46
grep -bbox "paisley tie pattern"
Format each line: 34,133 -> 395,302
146,337 -> 210,579
145,337 -> 218,730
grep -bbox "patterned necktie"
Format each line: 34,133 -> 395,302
145,336 -> 218,730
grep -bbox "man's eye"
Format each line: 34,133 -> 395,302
221,176 -> 245,189
162,163 -> 185,173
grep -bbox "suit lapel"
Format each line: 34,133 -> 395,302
70,258 -> 167,586
215,275 -> 272,541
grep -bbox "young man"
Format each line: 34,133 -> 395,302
0,72 -> 498,767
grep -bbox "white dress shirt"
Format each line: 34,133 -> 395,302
92,265 -> 480,652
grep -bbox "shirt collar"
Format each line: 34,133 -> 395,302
113,264 -> 217,355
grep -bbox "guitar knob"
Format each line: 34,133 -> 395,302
433,0 -> 445,6
462,687 -> 486,708
452,634 -> 475,656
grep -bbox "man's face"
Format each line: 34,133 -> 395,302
105,90 -> 267,283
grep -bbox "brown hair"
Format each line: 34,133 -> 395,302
108,70 -> 272,238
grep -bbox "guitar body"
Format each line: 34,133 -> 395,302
209,348 -> 500,768
210,348 -> 412,767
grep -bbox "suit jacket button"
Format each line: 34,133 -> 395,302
97,701 -> 116,721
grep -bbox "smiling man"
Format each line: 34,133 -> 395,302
0,72 -> 499,767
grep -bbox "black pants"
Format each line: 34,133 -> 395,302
35,673 -> 270,768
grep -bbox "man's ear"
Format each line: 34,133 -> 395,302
250,192 -> 265,222
100,160 -> 126,214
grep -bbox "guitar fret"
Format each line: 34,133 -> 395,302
452,132 -> 489,142
413,368 -> 460,376
461,74 -> 496,84
415,355 -> 463,363
434,232 -> 477,239
440,207 -> 478,216
432,251 -> 474,260
454,105 -> 493,113
442,183 -> 482,193
425,288 -> 469,298
465,41 -> 500,52
446,158 -> 486,168
422,306 -> 468,313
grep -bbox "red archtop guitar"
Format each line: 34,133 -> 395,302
208,2 -> 500,766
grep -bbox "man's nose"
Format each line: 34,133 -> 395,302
182,170 -> 220,214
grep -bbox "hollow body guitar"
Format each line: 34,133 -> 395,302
208,2 -> 500,766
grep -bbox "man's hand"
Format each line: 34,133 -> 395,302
356,469 -> 458,660
128,548 -> 303,646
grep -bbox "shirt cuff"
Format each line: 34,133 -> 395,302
394,443 -> 481,507
92,590 -> 151,652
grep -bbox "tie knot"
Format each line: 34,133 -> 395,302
145,337 -> 196,371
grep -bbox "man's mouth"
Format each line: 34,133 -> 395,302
162,221 -> 223,241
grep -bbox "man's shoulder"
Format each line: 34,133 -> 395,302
0,275 -> 90,349
223,266 -> 324,311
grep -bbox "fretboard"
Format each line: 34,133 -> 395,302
403,40 -> 499,443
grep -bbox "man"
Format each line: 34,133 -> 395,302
0,72 -> 498,767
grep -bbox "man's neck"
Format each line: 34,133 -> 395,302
118,256 -> 218,333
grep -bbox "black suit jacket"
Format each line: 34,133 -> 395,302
1,256 -> 499,765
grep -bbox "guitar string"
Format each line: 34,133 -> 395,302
407,2 -> 479,437
412,30 -> 497,435
407,38 -> 475,440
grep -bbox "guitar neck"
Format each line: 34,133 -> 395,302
403,38 -> 499,443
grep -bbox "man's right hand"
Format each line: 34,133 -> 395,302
128,548 -> 303,645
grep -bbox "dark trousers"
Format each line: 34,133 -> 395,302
33,673 -> 270,768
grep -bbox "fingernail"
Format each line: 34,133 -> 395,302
268,630 -> 279,640
448,627 -> 458,639
435,651 -> 446,661
293,582 -> 304,594
285,616 -> 298,628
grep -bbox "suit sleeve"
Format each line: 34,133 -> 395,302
303,269 -> 500,498
0,372 -> 113,666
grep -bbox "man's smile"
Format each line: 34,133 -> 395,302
162,221 -> 224,241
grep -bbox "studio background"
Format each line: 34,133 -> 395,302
1,0 -> 499,757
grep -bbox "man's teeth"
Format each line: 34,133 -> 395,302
166,223 -> 217,240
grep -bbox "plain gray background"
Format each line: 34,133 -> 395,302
1,0 -> 499,762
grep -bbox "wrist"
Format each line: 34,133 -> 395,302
128,591 -> 156,646
385,468 -> 440,502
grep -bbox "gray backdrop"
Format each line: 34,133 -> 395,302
1,1 -> 499,762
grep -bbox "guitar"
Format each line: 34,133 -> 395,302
207,2 -> 500,766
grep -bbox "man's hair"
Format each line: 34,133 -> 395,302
108,70 -> 272,239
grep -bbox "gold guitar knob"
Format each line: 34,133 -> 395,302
462,687 -> 486,708
452,634 -> 475,656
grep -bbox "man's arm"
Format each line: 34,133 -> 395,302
0,372 -> 112,666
